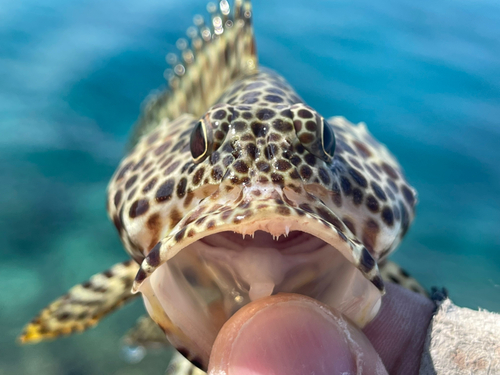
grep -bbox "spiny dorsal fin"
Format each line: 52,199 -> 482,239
19,260 -> 139,344
130,0 -> 257,145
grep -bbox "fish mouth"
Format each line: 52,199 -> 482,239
135,187 -> 383,368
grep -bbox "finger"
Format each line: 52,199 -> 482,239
208,293 -> 388,375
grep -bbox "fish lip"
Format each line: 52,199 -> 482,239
132,197 -> 384,296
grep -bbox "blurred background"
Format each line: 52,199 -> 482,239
1,0 -> 499,373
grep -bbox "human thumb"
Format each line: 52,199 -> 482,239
208,293 -> 388,375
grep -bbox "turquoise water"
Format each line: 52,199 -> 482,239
1,0 -> 499,373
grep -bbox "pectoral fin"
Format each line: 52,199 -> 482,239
379,259 -> 428,297
122,314 -> 170,348
19,259 -> 139,344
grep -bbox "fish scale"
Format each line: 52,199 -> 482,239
19,1 -> 426,374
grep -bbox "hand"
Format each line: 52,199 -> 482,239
208,283 -> 435,375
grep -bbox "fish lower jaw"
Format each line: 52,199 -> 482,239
139,222 -> 382,368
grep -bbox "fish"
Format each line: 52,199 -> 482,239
19,0 -> 426,373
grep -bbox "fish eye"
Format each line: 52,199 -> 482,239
190,106 -> 233,164
190,120 -> 210,163
321,119 -> 336,158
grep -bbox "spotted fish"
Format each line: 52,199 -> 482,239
20,0 -> 425,373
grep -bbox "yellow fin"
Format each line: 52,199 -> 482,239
19,260 -> 139,344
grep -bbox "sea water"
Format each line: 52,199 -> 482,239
1,0 -> 499,373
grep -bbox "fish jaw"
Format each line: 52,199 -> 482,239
133,183 -> 383,368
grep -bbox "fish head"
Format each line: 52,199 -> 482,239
106,70 -> 417,369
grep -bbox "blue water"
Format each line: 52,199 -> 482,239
1,0 -> 499,373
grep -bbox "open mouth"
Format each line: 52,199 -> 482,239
138,211 -> 382,368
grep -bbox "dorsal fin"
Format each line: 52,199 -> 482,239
130,0 -> 257,145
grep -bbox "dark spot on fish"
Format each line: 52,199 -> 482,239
300,165 -> 312,180
298,109 -> 313,119
125,175 -> 138,190
299,133 -> 314,144
143,177 -> 158,193
114,190 -> 122,208
401,185 -> 415,206
352,188 -> 363,205
210,151 -> 220,165
366,194 -> 380,212
174,227 -> 187,242
382,163 -> 399,180
233,160 -> 249,173
275,159 -> 292,171
381,206 -> 394,227
146,243 -> 162,267
213,109 -> 227,120
318,168 -> 330,185
340,176 -> 352,195
211,165 -> 223,181
256,109 -> 276,121
129,199 -> 149,218
359,247 -> 376,273
264,95 -> 284,103
256,161 -> 271,172
135,268 -> 148,284
272,118 -> 293,132
371,181 -> 387,201
116,162 -> 134,181
348,168 -> 367,188
251,121 -> 268,137
372,275 -> 384,291
192,167 -> 205,185
156,179 -> 175,202
304,153 -> 316,166
400,202 -> 409,236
